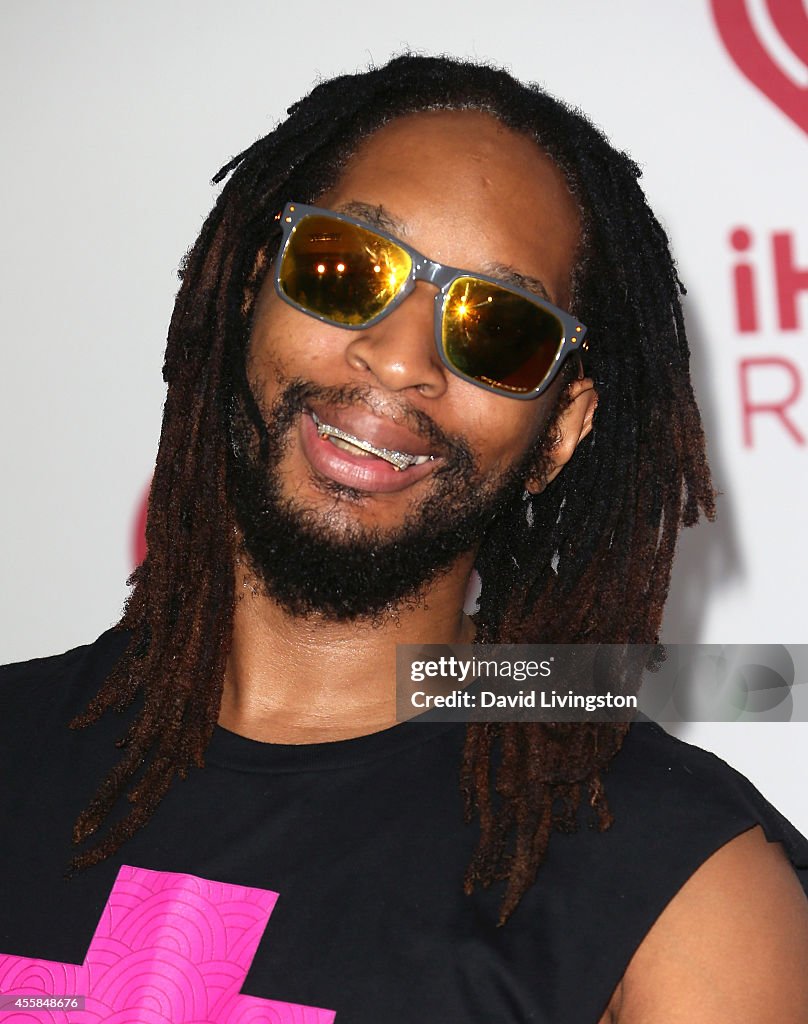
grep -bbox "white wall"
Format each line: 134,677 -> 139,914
2,1 -> 806,830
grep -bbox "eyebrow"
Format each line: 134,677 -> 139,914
332,201 -> 551,301
333,201 -> 405,236
481,263 -> 551,301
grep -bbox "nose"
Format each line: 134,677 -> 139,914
343,282 -> 449,399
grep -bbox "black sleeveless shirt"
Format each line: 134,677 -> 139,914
1,630 -> 806,1022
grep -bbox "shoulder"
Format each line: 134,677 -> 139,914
481,721 -> 808,1022
607,720 -> 808,880
599,723 -> 808,1021
1,629 -> 129,686
0,629 -> 130,731
611,824 -> 808,1022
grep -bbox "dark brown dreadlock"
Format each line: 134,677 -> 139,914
70,55 -> 715,923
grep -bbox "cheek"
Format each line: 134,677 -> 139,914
248,290 -> 341,381
447,387 -> 551,472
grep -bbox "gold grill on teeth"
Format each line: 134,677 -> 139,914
311,412 -> 432,472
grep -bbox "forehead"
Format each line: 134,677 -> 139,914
317,110 -> 581,306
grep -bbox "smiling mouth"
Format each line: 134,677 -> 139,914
310,412 -> 435,472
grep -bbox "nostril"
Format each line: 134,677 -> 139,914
346,349 -> 371,374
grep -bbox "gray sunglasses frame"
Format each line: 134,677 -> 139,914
274,201 -> 588,399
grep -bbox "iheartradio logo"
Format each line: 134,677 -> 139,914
710,0 -> 808,135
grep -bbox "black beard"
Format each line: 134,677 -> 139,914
228,378 -> 537,622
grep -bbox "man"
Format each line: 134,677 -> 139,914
1,55 -> 807,1023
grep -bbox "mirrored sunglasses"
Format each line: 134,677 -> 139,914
274,202 -> 587,399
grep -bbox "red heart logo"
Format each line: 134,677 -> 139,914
132,478 -> 150,567
711,0 -> 808,136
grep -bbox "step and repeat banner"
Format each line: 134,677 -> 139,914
2,1 -> 806,827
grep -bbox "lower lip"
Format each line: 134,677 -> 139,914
299,412 -> 437,493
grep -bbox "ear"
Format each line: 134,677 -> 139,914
524,378 -> 598,494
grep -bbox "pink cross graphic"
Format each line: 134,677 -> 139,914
0,864 -> 336,1022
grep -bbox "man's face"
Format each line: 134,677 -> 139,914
234,109 -> 581,620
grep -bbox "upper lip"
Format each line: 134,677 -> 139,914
306,402 -> 437,459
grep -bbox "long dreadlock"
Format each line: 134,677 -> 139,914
70,55 -> 715,923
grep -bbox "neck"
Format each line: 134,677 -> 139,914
218,556 -> 477,744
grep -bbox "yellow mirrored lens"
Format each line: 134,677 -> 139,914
280,215 -> 412,325
442,277 -> 564,393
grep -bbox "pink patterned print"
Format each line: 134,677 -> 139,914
0,865 -> 336,1022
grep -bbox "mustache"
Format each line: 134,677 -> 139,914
257,377 -> 477,475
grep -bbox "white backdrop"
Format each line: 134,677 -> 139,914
2,1 -> 806,830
